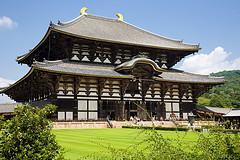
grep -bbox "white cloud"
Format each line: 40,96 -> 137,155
0,94 -> 15,103
0,77 -> 15,88
0,16 -> 18,29
178,47 -> 240,75
0,77 -> 16,103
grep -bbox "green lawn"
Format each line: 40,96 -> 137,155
52,128 -> 200,160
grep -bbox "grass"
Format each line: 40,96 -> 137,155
52,128 -> 201,160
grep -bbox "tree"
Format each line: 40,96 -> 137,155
197,70 -> 240,108
197,97 -> 210,106
209,94 -> 224,108
0,104 -> 64,160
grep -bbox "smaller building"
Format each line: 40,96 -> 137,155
0,103 -> 21,119
196,105 -> 231,119
223,109 -> 240,124
197,105 -> 240,125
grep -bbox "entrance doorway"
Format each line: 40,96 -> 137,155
125,101 -> 139,120
107,111 -> 115,120
130,112 -> 137,117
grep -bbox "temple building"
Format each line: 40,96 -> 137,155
0,8 -> 226,121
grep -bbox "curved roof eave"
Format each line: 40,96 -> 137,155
16,27 -> 200,64
153,76 -> 226,84
0,66 -> 134,94
17,14 -> 201,64
35,67 -> 134,79
53,14 -> 201,50
16,28 -> 52,63
0,68 -> 35,94
50,28 -> 201,52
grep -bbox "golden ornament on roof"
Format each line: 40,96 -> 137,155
80,7 -> 88,15
116,13 -> 123,21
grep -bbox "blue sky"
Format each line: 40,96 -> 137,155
0,0 -> 240,102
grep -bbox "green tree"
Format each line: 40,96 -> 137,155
209,94 -> 225,108
197,97 -> 211,106
197,70 -> 240,108
0,104 -> 64,160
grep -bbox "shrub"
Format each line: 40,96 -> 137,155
0,104 -> 64,160
210,128 -> 240,134
194,128 -> 202,132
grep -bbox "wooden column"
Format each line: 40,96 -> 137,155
50,75 -> 60,121
191,84 -> 199,115
140,80 -> 150,120
98,100 -> 104,120
73,77 -> 81,121
160,83 -> 168,119
120,79 -> 130,120
178,84 -> 184,119
97,78 -> 107,120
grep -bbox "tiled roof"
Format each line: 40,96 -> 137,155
33,59 -> 133,78
196,105 -> 231,114
223,109 -> 240,117
0,103 -> 21,113
50,14 -> 200,51
154,69 -> 226,83
32,59 -> 225,84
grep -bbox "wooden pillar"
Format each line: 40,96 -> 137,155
98,78 -> 107,120
98,100 -> 104,120
140,80 -> 148,120
179,99 -> 183,119
119,101 -> 125,120
160,83 -> 168,120
178,84 -> 184,119
120,79 -> 129,120
156,102 -> 161,120
73,77 -> 80,121
119,90 -> 125,120
191,84 -> 198,115
50,75 -> 60,121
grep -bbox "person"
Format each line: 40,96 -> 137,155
130,116 -> 134,121
152,116 -> 155,121
176,116 -> 179,121
160,117 -> 164,125
172,113 -> 176,118
136,116 -> 140,122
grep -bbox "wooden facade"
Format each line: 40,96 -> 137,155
1,9 -> 226,121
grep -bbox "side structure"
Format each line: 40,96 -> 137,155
1,8 -> 226,121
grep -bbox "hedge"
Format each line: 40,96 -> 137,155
194,128 -> 202,132
122,125 -> 189,131
193,128 -> 240,134
210,128 -> 240,134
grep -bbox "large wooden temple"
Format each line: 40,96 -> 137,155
1,8 -> 225,121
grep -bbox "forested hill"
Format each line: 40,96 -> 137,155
197,70 -> 240,108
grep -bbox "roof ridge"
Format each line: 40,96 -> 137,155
180,70 -> 222,78
51,14 -> 199,48
120,20 -> 199,48
51,14 -> 118,28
